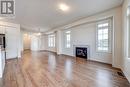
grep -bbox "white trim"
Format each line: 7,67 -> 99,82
127,7 -> 130,59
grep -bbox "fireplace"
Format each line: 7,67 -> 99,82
76,47 -> 88,59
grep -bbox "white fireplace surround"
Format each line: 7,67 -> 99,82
73,45 -> 90,58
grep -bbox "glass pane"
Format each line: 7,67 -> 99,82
103,34 -> 108,39
98,29 -> 103,35
48,34 -> 55,47
48,36 -> 51,47
50,37 -> 53,47
102,23 -> 109,27
98,34 -> 103,40
103,41 -> 108,47
98,47 -> 102,51
98,24 -> 103,28
102,47 -> 108,51
98,43 -> 101,47
65,32 -> 71,48
103,28 -> 108,34
67,34 -> 70,41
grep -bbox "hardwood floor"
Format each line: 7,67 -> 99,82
1,51 -> 130,87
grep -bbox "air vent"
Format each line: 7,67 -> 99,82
117,72 -> 125,77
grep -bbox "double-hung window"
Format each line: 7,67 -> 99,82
48,34 -> 55,47
96,19 -> 112,53
65,30 -> 71,48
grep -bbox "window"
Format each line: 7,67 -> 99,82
127,7 -> 130,58
65,30 -> 71,48
96,19 -> 112,52
48,34 -> 55,47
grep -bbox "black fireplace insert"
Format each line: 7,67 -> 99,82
76,47 -> 87,59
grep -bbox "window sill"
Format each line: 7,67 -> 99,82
48,47 -> 55,48
65,48 -> 71,49
96,51 -> 112,54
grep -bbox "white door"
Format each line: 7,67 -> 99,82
5,27 -> 18,59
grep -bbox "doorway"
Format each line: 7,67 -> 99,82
23,33 -> 31,52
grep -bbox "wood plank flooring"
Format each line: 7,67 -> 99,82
1,51 -> 130,87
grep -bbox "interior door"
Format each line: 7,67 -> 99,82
5,27 -> 18,59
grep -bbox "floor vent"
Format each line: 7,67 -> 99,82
117,72 -> 125,77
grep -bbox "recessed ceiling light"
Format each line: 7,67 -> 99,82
59,3 -> 69,11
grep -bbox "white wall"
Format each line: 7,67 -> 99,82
122,0 -> 130,82
45,6 -> 122,68
56,30 -> 63,54
0,21 -> 21,58
40,35 -> 46,50
31,35 -> 39,51
61,23 -> 112,64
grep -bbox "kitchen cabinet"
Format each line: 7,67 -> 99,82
5,26 -> 20,59
0,21 -> 21,78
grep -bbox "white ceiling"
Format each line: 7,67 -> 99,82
7,0 -> 124,32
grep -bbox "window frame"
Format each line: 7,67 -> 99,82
48,34 -> 55,47
64,30 -> 71,48
96,19 -> 112,53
